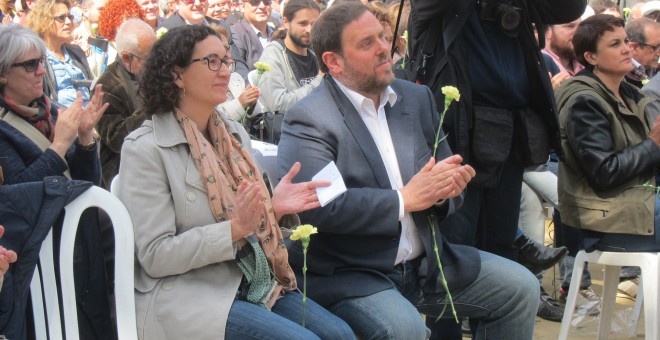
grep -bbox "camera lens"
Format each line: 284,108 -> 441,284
497,4 -> 520,34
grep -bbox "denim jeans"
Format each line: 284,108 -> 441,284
328,251 -> 538,340
225,291 -> 355,339
519,168 -> 558,245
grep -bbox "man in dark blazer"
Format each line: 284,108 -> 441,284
278,3 -> 540,339
230,0 -> 275,80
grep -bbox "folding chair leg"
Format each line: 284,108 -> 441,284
597,265 -> 620,340
559,252 -> 588,340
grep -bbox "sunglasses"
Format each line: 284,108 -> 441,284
245,0 -> 271,6
53,13 -> 74,22
11,57 -> 46,73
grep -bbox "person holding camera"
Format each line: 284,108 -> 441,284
407,0 -> 586,338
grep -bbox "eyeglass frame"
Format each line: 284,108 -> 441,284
244,0 -> 271,7
11,56 -> 47,73
639,42 -> 660,53
188,55 -> 235,72
53,13 -> 74,22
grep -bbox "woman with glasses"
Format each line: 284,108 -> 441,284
116,25 -> 355,339
0,24 -> 113,339
556,15 -> 660,257
27,0 -> 94,109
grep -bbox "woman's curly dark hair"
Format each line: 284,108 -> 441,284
139,25 -> 219,116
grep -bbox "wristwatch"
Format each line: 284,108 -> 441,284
77,138 -> 97,151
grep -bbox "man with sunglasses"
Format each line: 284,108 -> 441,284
231,0 -> 274,80
95,19 -> 156,189
159,0 -> 249,86
625,17 -> 660,88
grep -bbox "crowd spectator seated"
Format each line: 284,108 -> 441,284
96,18 -> 156,189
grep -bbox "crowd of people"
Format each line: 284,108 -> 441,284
2,0 -> 660,339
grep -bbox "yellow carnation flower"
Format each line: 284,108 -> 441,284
156,27 -> 168,40
441,86 -> 460,102
254,61 -> 271,73
290,224 -> 318,241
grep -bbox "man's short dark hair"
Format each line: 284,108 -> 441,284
311,2 -> 369,73
574,14 -> 625,71
626,17 -> 658,44
282,0 -> 319,22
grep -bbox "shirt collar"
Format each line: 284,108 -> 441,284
334,78 -> 397,113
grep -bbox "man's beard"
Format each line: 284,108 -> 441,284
552,41 -> 576,61
289,32 -> 311,49
342,54 -> 394,96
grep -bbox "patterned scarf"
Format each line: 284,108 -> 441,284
175,110 -> 296,308
0,94 -> 55,142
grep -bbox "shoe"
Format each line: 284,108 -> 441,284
617,277 -> 639,299
515,234 -> 569,275
559,287 -> 600,316
537,288 -> 564,322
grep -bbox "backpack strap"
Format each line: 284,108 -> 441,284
0,106 -> 71,179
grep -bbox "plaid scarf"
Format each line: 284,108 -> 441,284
0,94 -> 56,142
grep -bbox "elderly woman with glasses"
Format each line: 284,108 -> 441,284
557,14 -> 660,255
0,23 -> 113,340
27,0 -> 93,109
0,23 -> 107,185
116,25 -> 355,339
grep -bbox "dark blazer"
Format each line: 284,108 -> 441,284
278,76 -> 480,306
230,19 -> 273,80
95,61 -> 145,188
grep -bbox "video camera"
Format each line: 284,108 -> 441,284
478,0 -> 523,36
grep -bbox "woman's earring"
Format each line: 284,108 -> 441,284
0,78 -> 7,85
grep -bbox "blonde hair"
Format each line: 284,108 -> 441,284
27,0 -> 71,39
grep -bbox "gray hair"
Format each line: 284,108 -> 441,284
115,18 -> 156,54
0,24 -> 47,77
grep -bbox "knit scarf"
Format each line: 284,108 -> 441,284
175,110 -> 296,309
0,94 -> 55,142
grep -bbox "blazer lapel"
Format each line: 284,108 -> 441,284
325,77 -> 391,189
386,93 -> 415,184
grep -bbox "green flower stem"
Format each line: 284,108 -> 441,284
432,101 -> 451,158
301,238 -> 309,328
428,215 -> 458,323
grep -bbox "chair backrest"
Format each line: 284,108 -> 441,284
31,186 -> 137,340
30,230 -> 63,340
247,69 -> 258,86
251,140 -> 280,191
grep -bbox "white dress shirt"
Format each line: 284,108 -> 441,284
335,80 -> 424,265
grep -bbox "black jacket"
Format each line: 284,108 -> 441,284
408,0 -> 587,163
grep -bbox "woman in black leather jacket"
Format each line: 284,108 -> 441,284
556,14 -> 660,252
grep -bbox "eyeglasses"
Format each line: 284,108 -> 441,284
11,57 -> 46,72
640,43 -> 660,52
244,0 -> 271,6
189,55 -> 235,72
130,53 -> 146,61
53,13 -> 74,22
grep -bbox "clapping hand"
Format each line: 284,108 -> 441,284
271,162 -> 331,221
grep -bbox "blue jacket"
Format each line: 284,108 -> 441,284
0,117 -> 101,186
0,178 -> 92,339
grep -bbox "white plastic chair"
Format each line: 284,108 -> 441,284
30,229 -> 63,340
31,186 -> 137,340
558,250 -> 659,340
251,140 -> 280,191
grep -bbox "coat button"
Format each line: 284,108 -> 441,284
186,192 -> 196,201
648,229 -> 653,234
162,282 -> 173,291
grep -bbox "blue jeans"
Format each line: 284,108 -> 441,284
226,291 -> 355,339
328,251 -> 538,340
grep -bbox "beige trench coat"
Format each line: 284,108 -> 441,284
117,111 -> 253,339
